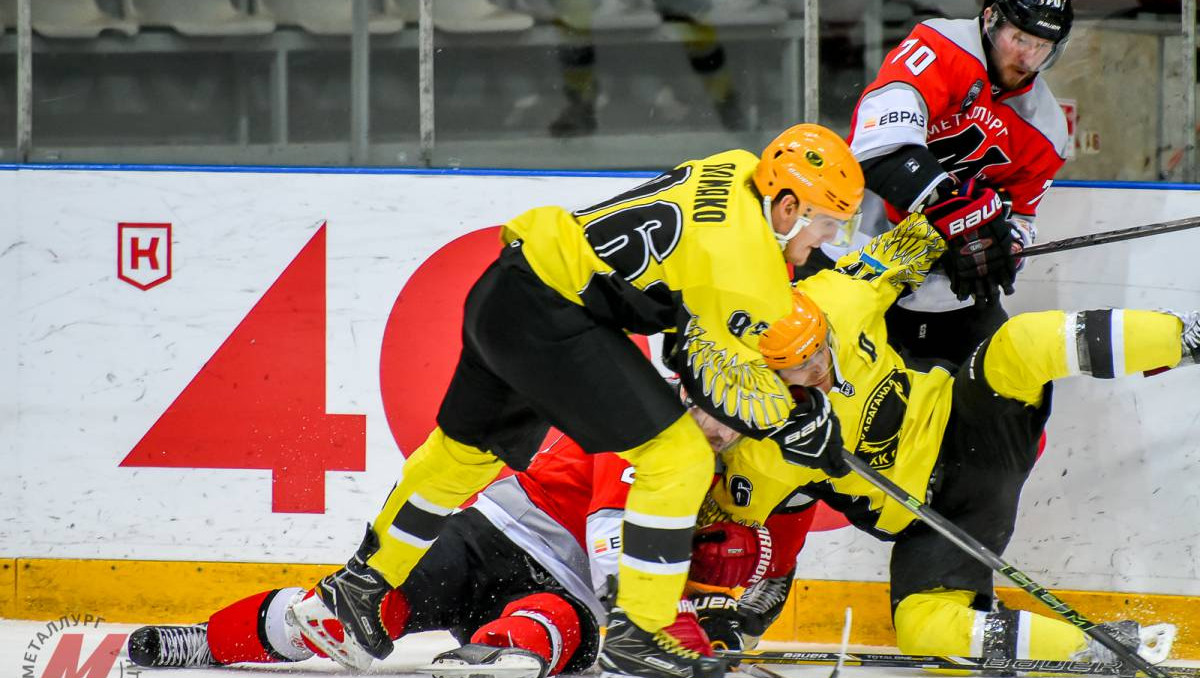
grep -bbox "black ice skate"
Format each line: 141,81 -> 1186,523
290,528 -> 393,671
599,608 -> 726,678
422,643 -> 549,678
737,569 -> 793,649
126,623 -> 217,668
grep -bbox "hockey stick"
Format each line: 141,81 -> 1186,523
1021,215 -> 1200,258
838,451 -> 1172,678
724,650 -> 1200,677
828,607 -> 851,678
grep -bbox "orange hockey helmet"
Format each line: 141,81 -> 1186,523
760,289 -> 829,370
753,124 -> 866,246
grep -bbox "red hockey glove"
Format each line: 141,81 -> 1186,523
923,178 -> 1016,306
690,521 -> 773,588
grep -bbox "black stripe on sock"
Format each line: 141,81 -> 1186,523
622,522 -> 693,566
1072,314 -> 1090,376
1083,309 -> 1116,379
982,607 -> 1021,664
391,502 -> 448,543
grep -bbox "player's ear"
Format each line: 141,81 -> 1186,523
778,191 -> 799,218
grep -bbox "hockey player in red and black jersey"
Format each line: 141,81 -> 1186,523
122,417 -> 813,675
800,0 -> 1073,367
123,435 -> 610,674
120,435 -> 685,675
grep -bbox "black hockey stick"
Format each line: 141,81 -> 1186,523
727,650 -> 1200,677
1021,215 -> 1200,258
838,451 -> 1172,678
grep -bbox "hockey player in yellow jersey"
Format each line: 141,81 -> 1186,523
703,214 -> 1193,666
290,124 -> 867,678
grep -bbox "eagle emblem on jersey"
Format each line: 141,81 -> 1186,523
852,368 -> 910,470
680,314 -> 793,430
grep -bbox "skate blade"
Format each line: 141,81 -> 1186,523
286,595 -> 374,673
600,671 -> 664,678
1138,623 -> 1178,665
418,659 -> 546,678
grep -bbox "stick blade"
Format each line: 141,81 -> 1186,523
828,607 -> 853,678
416,662 -> 545,678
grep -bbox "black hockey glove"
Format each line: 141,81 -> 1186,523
923,178 -> 1017,306
690,591 -> 744,652
766,386 -> 849,478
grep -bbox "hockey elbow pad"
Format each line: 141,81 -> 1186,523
861,144 -> 953,213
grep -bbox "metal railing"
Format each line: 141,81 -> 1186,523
7,0 -> 1198,180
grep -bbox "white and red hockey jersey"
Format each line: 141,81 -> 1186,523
469,432 -> 615,625
850,17 -> 1068,217
846,17 -> 1069,312
472,431 -> 814,620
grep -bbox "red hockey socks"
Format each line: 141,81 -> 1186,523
470,592 -> 582,675
207,588 -> 313,664
763,505 -> 816,579
381,588 -> 411,639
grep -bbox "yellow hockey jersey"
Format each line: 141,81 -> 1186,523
709,215 -> 958,538
500,150 -> 796,432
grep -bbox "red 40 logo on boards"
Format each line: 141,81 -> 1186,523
118,221 -> 856,526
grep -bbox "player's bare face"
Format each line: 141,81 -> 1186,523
987,15 -> 1055,90
689,406 -> 740,452
780,209 -> 848,266
776,346 -> 834,394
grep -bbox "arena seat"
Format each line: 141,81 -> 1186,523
263,0 -> 405,35
0,0 -> 13,32
543,0 -> 663,31
129,0 -> 275,36
389,0 -> 534,33
683,0 -> 787,26
26,0 -> 139,38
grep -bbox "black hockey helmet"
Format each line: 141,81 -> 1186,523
982,0 -> 1073,71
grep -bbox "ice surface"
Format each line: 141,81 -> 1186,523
2,618 -> 1195,677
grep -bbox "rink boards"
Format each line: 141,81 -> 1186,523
0,167 -> 1198,650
